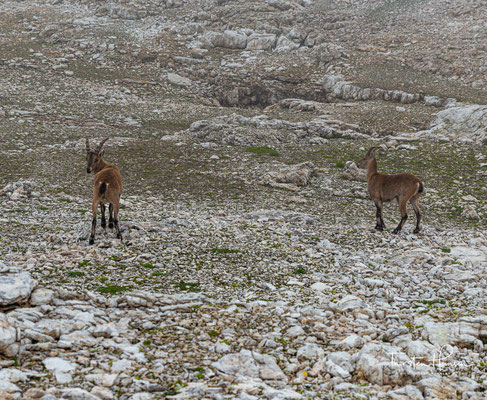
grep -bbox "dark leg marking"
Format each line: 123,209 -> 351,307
375,203 -> 384,231
393,214 -> 408,234
411,197 -> 421,234
100,203 -> 106,229
89,217 -> 96,245
114,219 -> 123,241
108,204 -> 114,229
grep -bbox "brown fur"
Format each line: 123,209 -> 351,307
358,147 -> 424,234
86,138 -> 123,244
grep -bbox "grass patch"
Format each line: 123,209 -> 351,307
98,285 -> 129,295
335,161 -> 345,168
68,271 -> 85,277
243,146 -> 280,157
293,267 -> 307,274
177,280 -> 200,292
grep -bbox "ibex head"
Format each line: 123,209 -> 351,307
358,146 -> 380,169
85,138 -> 108,174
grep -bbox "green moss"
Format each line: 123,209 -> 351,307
98,285 -> 129,295
68,271 -> 85,277
176,280 -> 200,292
243,146 -> 280,156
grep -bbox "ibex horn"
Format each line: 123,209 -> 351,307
96,137 -> 109,152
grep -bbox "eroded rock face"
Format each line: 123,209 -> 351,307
171,113 -> 364,146
417,105 -> 487,143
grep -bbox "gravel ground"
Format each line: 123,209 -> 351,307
1,1 -> 487,399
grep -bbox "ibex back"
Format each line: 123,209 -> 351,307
85,138 -> 123,245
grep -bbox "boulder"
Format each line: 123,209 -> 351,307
0,263 -> 36,306
261,162 -> 317,191
246,34 -> 277,51
354,343 -> 414,386
212,349 -> 287,382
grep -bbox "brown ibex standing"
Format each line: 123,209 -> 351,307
358,147 -> 424,234
85,138 -> 123,245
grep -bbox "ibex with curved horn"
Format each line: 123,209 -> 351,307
85,138 -> 123,244
358,147 -> 424,234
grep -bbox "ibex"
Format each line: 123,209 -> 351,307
358,147 -> 424,234
85,138 -> 123,245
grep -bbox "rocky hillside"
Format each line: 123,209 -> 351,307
1,0 -> 487,399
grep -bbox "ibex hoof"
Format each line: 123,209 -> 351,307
101,222 -> 106,229
89,237 -> 95,245
413,228 -> 420,234
108,222 -> 114,229
375,225 -> 384,231
392,229 -> 400,234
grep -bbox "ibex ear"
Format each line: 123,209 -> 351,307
99,150 -> 105,157
85,138 -> 90,151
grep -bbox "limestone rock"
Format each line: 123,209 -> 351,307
0,264 -> 36,306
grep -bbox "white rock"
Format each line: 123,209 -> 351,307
61,388 -> 99,400
0,315 -> 17,356
326,351 -> 354,372
310,282 -> 326,292
337,295 -> 365,312
422,321 -> 479,347
406,340 -> 438,364
0,268 -> 36,306
0,380 -> 20,393
111,359 -> 133,373
43,357 -> 77,384
286,325 -> 305,338
91,386 -> 115,400
316,238 -> 335,249
246,34 -> 277,51
262,386 -> 302,399
167,73 -> 192,87
325,359 -> 350,379
354,343 -> 414,386
212,349 -> 286,381
215,341 -> 231,353
387,385 -> 424,400
30,287 -> 54,305
419,104 -> 487,143
86,373 -> 119,387
337,333 -> 364,349
296,343 -> 324,361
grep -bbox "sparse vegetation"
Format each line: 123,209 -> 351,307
243,147 -> 280,157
